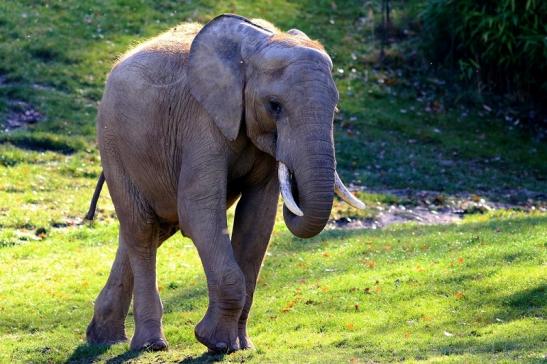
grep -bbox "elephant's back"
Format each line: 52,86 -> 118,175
98,21 -> 203,136
112,22 -> 201,86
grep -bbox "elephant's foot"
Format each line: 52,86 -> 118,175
238,334 -> 254,350
195,310 -> 241,353
86,317 -> 127,345
130,330 -> 168,352
237,324 -> 254,350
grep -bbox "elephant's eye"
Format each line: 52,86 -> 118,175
268,100 -> 283,117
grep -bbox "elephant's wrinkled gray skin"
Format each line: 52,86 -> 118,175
86,14 -> 364,353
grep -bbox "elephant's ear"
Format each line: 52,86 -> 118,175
188,14 -> 272,141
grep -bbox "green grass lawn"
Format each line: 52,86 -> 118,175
0,1 -> 546,363
1,203 -> 545,363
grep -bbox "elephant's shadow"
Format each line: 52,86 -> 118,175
66,342 -> 224,363
66,342 -> 112,363
178,352 -> 226,364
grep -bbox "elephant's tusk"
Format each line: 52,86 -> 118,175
278,162 -> 304,216
334,171 -> 366,209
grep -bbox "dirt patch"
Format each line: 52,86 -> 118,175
4,100 -> 44,131
1,74 -> 46,131
328,188 -> 546,230
329,205 -> 462,230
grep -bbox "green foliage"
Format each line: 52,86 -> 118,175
420,0 -> 546,97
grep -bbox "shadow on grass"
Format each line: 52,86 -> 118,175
0,132 -> 84,154
66,343 -> 111,363
104,350 -> 141,364
490,283 -> 547,322
178,352 -> 225,363
507,284 -> 546,311
432,335 -> 545,359
66,342 -> 143,364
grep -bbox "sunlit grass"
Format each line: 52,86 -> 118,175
1,193 -> 545,362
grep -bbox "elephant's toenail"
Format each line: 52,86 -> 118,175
215,342 -> 228,352
142,339 -> 168,351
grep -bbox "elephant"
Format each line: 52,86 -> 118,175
84,14 -> 365,353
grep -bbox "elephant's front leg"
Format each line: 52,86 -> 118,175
178,163 -> 246,353
231,175 -> 279,349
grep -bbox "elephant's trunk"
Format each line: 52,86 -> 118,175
280,121 -> 336,238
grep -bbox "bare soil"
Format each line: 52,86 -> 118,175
329,188 -> 546,230
4,100 -> 43,131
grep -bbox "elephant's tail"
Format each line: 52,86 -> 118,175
84,171 -> 105,221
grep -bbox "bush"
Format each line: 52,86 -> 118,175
420,0 -> 546,100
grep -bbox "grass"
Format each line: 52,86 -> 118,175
0,1 -> 546,363
1,204 -> 545,363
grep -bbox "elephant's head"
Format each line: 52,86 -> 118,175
188,14 -> 364,238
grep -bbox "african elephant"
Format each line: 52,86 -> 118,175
85,14 -> 364,353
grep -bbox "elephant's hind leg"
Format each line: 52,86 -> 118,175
86,243 -> 133,344
122,224 -> 168,351
86,224 -> 176,346
86,160 -> 175,350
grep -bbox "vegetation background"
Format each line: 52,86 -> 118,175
0,1 -> 545,363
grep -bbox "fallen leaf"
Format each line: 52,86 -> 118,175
35,227 -> 47,239
281,300 -> 297,312
345,323 -> 355,330
454,291 -> 464,300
